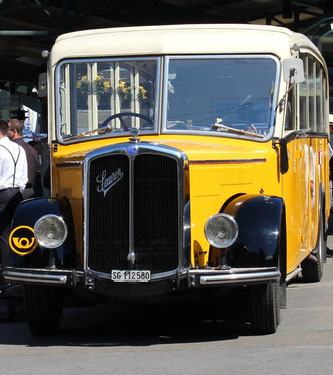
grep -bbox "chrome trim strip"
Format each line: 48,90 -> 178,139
4,271 -> 67,284
56,161 -> 83,167
286,267 -> 302,282
199,270 -> 280,285
128,150 -> 134,267
188,159 -> 266,165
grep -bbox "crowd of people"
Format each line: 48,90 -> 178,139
0,118 -> 41,288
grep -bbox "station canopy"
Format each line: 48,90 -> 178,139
0,0 -> 332,92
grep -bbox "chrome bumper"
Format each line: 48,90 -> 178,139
188,267 -> 280,286
3,268 -> 79,285
4,271 -> 67,284
3,266 -> 280,288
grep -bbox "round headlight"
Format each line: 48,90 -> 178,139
34,215 -> 68,249
204,213 -> 239,248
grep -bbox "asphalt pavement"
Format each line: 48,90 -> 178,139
0,220 -> 333,374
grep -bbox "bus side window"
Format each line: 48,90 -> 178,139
285,86 -> 296,130
308,55 -> 316,131
299,54 -> 307,130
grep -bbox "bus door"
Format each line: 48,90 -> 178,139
282,85 -> 310,273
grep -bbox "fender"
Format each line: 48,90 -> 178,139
222,195 -> 285,269
8,197 -> 76,269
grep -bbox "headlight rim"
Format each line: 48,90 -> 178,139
34,214 -> 68,249
204,213 -> 239,248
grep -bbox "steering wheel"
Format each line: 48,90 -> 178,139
101,112 -> 153,131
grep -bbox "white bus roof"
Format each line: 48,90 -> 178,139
51,24 -> 321,63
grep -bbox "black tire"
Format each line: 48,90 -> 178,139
250,281 -> 279,334
23,285 -> 64,335
301,214 -> 325,282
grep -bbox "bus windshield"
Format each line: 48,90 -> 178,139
164,56 -> 278,138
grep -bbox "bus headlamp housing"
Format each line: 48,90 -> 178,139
34,214 -> 68,249
204,213 -> 239,248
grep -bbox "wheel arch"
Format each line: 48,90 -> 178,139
8,197 -> 76,269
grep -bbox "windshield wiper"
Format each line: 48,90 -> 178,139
64,124 -> 114,141
212,122 -> 264,138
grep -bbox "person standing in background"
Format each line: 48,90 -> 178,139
28,140 -> 43,197
8,118 -> 38,199
0,120 -> 28,280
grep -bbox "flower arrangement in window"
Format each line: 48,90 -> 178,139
117,80 -> 132,101
76,75 -> 113,96
94,75 -> 113,96
76,75 -> 90,94
137,85 -> 148,101
117,81 -> 148,102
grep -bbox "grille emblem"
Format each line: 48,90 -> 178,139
127,251 -> 136,265
127,145 -> 138,155
96,168 -> 124,197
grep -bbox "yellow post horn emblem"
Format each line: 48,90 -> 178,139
9,226 -> 37,255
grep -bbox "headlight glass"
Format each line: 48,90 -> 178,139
34,215 -> 68,249
204,213 -> 239,248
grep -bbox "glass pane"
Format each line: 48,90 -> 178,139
285,87 -> 296,130
308,56 -> 315,131
166,58 -> 277,137
299,54 -> 307,130
58,59 -> 157,140
316,62 -> 322,132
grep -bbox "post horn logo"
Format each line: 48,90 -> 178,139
9,226 -> 37,255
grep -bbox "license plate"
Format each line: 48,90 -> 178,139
111,270 -> 151,282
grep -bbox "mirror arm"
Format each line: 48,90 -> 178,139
272,138 -> 289,175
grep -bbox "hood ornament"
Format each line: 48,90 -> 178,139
129,128 -> 140,143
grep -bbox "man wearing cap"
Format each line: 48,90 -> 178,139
8,118 -> 38,199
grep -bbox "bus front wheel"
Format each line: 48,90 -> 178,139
23,285 -> 64,335
250,281 -> 279,334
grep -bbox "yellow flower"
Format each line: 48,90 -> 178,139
141,88 -> 147,99
138,86 -> 147,100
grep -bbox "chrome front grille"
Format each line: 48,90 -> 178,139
86,145 -> 183,276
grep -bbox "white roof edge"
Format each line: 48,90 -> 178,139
55,23 -> 296,42
50,23 -> 321,65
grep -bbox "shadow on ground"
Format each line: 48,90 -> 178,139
2,212 -> 333,347
0,295 -> 256,347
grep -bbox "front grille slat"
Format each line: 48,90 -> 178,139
87,150 -> 180,275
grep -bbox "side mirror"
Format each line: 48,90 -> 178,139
282,58 -> 305,84
38,72 -> 47,98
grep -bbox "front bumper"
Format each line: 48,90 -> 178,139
188,267 -> 280,286
4,266 -> 280,294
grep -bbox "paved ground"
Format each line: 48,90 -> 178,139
0,231 -> 333,374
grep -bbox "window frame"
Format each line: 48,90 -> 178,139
297,51 -> 327,133
161,54 -> 280,141
55,56 -> 161,144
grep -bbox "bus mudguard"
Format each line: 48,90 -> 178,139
8,197 -> 76,269
223,195 -> 285,269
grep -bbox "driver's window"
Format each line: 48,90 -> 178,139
58,59 -> 157,140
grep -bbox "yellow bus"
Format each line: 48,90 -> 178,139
5,24 -> 330,335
